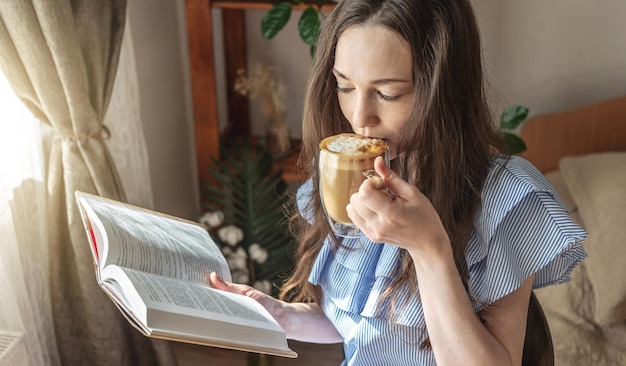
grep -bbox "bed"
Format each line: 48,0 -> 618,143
520,95 -> 626,366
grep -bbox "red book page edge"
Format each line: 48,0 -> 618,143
85,216 -> 99,261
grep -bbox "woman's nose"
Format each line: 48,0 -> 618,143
349,94 -> 378,129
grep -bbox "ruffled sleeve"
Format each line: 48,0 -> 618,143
466,155 -> 587,311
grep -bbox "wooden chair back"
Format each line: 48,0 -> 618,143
522,292 -> 554,366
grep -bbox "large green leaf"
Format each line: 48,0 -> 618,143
500,105 -> 529,130
298,6 -> 320,47
501,131 -> 527,154
261,3 -> 292,40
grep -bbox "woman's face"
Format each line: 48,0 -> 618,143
334,25 -> 415,159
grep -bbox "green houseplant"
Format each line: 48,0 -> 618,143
499,105 -> 528,155
200,139 -> 297,366
199,138 -> 296,297
261,1 -> 326,57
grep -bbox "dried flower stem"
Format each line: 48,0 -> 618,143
234,64 -> 291,154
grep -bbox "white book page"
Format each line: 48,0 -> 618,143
79,194 -> 231,283
102,266 -> 282,332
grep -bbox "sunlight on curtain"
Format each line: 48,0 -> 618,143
0,16 -> 153,366
0,71 -> 59,365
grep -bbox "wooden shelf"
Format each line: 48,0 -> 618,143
185,0 -> 333,188
273,141 -> 304,182
225,136 -> 305,182
211,0 -> 335,11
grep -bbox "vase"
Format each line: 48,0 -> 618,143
266,116 -> 291,158
247,352 -> 275,366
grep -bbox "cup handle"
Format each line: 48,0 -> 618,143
362,169 -> 397,199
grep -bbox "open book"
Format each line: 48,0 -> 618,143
74,191 -> 297,358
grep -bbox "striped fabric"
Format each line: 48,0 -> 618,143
297,155 -> 587,365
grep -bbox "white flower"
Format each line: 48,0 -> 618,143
253,280 -> 272,295
227,247 -> 248,271
221,246 -> 232,257
248,243 -> 268,264
232,269 -> 250,284
218,225 -> 244,246
199,211 -> 224,228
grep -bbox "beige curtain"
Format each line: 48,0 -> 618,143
0,1 -> 175,365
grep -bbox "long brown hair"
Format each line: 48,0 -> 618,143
280,0 -> 505,307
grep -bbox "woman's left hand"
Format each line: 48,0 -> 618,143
347,156 -> 450,255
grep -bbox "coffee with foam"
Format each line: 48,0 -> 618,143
323,134 -> 387,156
319,134 -> 388,226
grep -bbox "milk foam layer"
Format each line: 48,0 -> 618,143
320,134 -> 388,170
321,133 -> 387,156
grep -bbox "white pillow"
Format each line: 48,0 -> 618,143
560,152 -> 626,326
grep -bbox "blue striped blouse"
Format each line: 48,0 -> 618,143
296,155 -> 587,365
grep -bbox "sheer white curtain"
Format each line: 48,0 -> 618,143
0,17 -> 156,366
0,73 -> 57,366
105,20 -> 154,209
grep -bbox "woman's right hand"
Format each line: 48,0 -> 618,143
348,156 -> 451,259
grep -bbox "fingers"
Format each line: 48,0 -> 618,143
362,169 -> 397,199
362,169 -> 386,190
374,156 -> 391,179
208,272 -> 248,295
208,272 -> 228,290
209,271 -> 271,303
355,156 -> 399,207
374,156 -> 409,201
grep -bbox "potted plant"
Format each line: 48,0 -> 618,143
199,138 -> 296,298
200,139 -> 296,366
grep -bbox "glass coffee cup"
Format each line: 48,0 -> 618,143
318,133 -> 389,238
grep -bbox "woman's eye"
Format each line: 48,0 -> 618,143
335,85 -> 401,102
377,91 -> 401,102
336,86 -> 353,94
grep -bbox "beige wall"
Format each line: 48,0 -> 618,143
127,0 -> 626,219
476,0 -> 626,117
127,0 -> 198,219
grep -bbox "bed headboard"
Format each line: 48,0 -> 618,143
520,95 -> 626,173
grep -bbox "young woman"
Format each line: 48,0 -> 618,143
210,0 -> 587,364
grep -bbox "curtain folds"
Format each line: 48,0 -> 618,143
0,1 -> 175,365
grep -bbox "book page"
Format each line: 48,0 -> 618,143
101,265 -> 292,354
77,193 -> 231,283
104,266 -> 281,329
